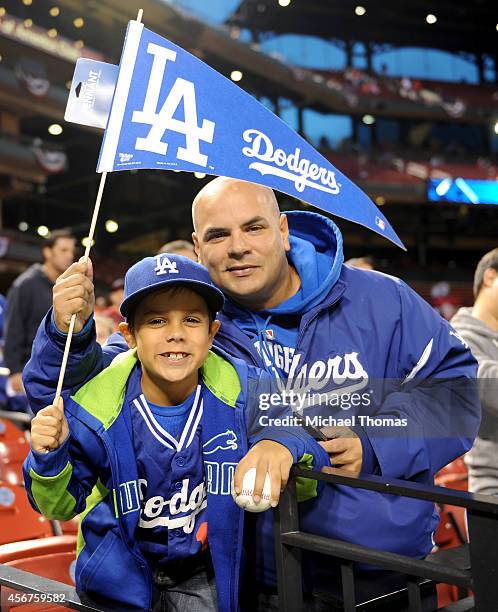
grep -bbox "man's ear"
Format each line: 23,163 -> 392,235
119,322 -> 137,349
483,267 -> 498,289
279,214 -> 291,252
208,319 -> 221,346
192,232 -> 202,265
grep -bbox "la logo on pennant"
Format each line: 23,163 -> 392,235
154,254 -> 179,275
132,43 -> 215,167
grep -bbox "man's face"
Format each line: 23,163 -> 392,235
122,287 -> 219,393
45,237 -> 76,274
192,182 -> 291,310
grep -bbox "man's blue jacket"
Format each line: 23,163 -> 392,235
23,210 -> 480,585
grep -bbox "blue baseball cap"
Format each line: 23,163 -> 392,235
120,253 -> 224,320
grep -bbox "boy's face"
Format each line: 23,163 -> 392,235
120,287 -> 220,403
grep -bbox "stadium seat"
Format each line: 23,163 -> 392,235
0,535 -> 76,612
0,482 -> 53,544
0,461 -> 24,486
434,458 -> 470,607
0,418 -> 30,465
57,517 -> 79,535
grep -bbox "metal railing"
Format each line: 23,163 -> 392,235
274,466 -> 498,611
1,466 -> 497,611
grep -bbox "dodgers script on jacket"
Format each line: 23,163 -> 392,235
92,19 -> 403,248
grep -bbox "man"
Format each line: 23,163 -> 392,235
101,277 -> 125,328
344,255 -> 374,270
4,229 -> 75,396
157,239 -> 197,261
451,248 -> 498,496
23,178 -> 479,607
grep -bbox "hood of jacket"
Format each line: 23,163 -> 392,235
452,307 -> 498,343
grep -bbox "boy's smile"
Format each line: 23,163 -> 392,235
120,287 -> 220,406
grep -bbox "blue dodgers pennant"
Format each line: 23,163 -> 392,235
97,19 -> 404,249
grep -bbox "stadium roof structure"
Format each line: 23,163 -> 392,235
0,0 -> 496,277
227,0 -> 498,58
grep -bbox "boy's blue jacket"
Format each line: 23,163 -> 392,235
23,346 -> 328,611
23,211 -> 480,586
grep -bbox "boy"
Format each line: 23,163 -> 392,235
23,254 -> 328,612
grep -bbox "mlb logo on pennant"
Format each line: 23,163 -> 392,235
375,216 -> 386,231
154,254 -> 179,275
265,329 -> 275,341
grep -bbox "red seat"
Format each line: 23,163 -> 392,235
58,517 -> 79,535
0,482 -> 53,544
0,535 -> 76,612
434,457 -> 470,607
0,419 -> 30,465
0,462 -> 25,486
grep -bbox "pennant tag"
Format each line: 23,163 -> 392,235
65,59 -> 118,129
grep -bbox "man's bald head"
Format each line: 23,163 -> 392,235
192,177 -> 280,232
190,176 -> 298,310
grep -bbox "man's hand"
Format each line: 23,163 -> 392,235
8,372 -> 24,394
53,259 -> 94,333
319,426 -> 363,472
31,398 -> 69,453
233,440 -> 293,507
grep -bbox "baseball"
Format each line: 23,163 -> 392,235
233,467 -> 272,513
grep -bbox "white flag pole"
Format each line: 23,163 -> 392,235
53,8 -> 143,406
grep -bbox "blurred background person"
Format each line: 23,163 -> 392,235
3,230 -> 75,407
345,255 -> 374,270
94,314 -> 115,346
157,239 -> 197,261
451,248 -> 498,496
101,278 -> 125,329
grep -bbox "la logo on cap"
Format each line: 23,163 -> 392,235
154,254 -> 179,276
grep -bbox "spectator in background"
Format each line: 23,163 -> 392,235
101,278 -> 125,329
431,281 -> 460,321
451,248 -> 498,495
157,239 -> 197,261
94,294 -> 110,314
94,315 -> 115,346
345,255 -> 374,270
3,230 -> 75,400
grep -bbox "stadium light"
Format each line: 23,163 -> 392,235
22,0 -> 32,5
355,6 -> 366,16
0,9 -> 5,17
194,172 -> 207,179
278,0 -> 291,7
48,28 -> 58,38
362,114 -> 375,125
37,226 -> 50,237
48,123 -> 63,136
105,219 -> 119,233
230,70 -> 243,82
23,19 -> 33,28
375,196 -> 386,206
82,237 -> 95,248
75,40 -> 84,49
18,222 -> 29,232
426,14 -> 437,25
494,121 -> 498,135
73,17 -> 84,28
49,7 -> 60,17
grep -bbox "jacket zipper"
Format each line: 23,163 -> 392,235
99,432 -> 154,611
